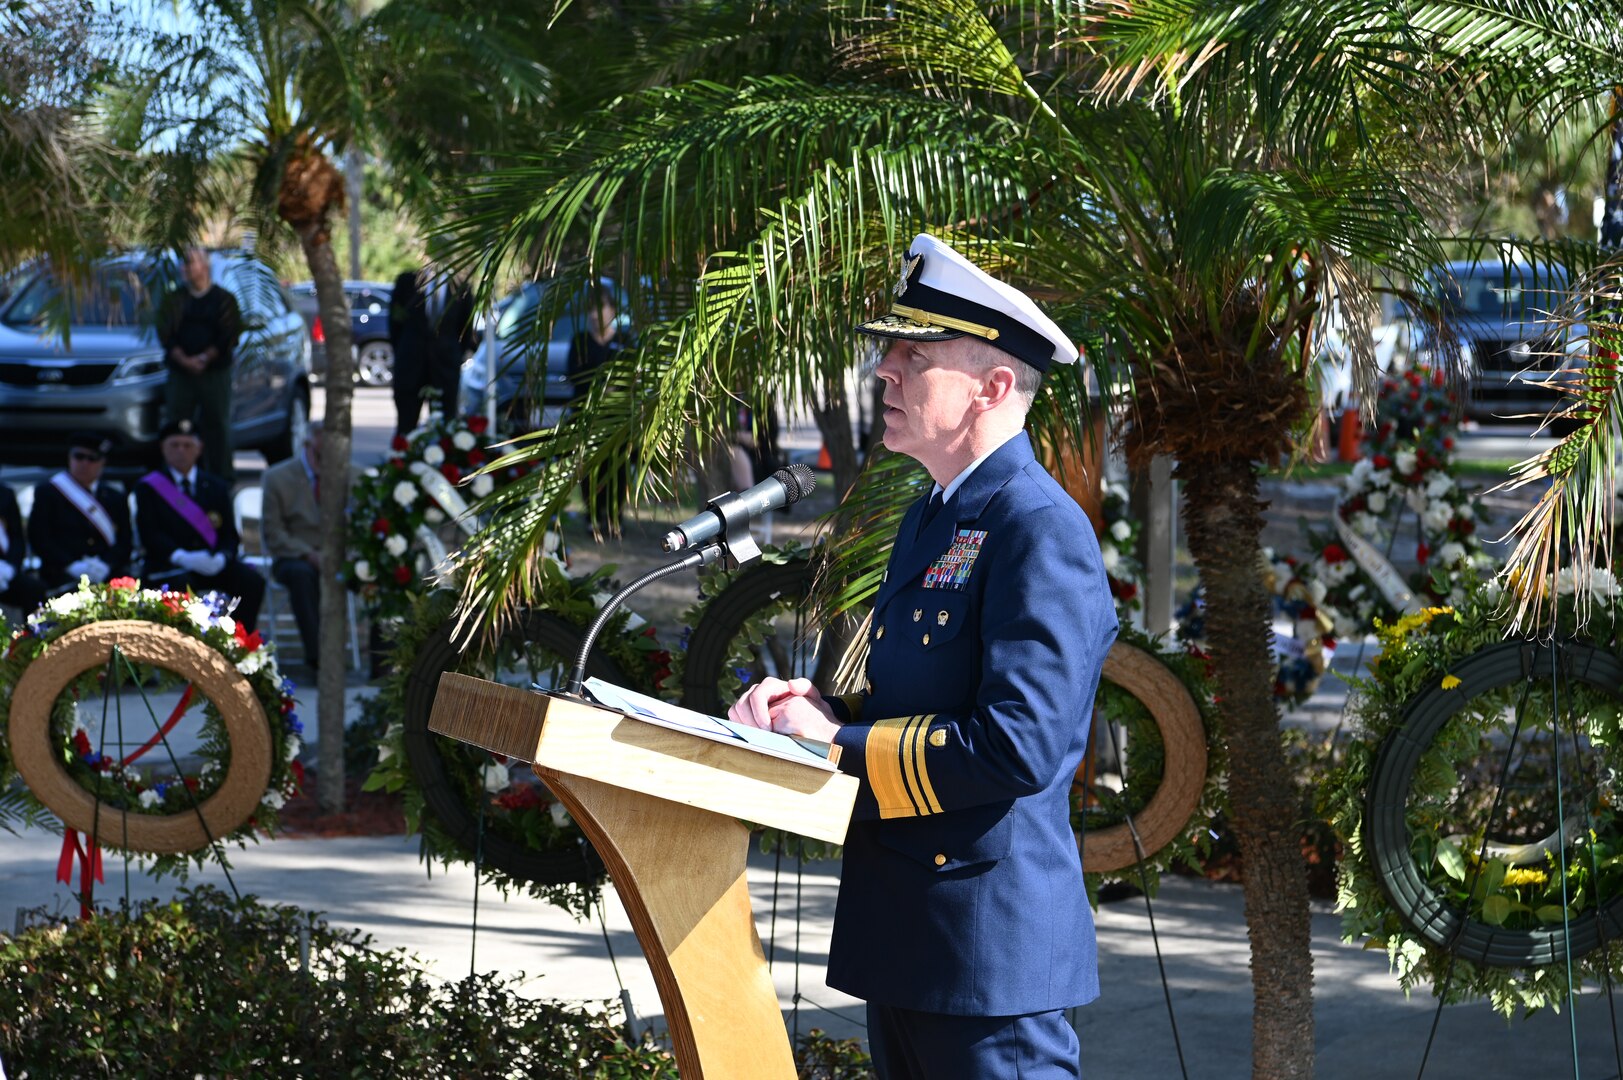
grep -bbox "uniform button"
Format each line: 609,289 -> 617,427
876,626 -> 885,640
913,609 -> 922,622
934,854 -> 947,866
937,610 -> 949,626
929,729 -> 946,747
922,633 -> 931,645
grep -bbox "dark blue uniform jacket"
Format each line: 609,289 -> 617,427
827,432 -> 1117,1016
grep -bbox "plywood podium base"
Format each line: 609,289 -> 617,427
430,673 -> 858,1080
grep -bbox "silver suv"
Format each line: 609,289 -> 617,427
0,250 -> 312,466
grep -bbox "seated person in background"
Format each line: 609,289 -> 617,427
27,433 -> 132,590
262,421 -> 353,667
135,418 -> 265,630
0,481 -> 47,611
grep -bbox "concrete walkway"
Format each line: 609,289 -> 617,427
3,819 -> 1622,1077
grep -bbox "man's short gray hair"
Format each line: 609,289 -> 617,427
963,338 -> 1042,407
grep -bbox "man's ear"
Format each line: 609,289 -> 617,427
973,364 -> 1019,413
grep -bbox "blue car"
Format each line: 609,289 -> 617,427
459,277 -> 628,428
287,280 -> 395,386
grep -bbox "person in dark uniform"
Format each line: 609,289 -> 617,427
27,433 -> 132,590
390,265 -> 476,435
567,283 -> 629,531
134,418 -> 265,630
0,482 -> 47,612
157,246 -> 242,481
729,234 -> 1116,1080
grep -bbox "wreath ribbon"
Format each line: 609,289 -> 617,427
119,684 -> 195,767
55,829 -> 104,920
52,683 -> 195,919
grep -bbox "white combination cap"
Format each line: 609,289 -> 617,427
856,233 -> 1079,372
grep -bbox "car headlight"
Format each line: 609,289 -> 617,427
112,353 -> 166,383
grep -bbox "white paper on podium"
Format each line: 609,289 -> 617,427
583,677 -> 839,772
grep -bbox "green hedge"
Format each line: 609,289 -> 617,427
0,886 -> 871,1078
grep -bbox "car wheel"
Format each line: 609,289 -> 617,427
355,340 -> 394,387
263,392 -> 309,464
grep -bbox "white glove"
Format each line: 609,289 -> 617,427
66,557 -> 108,583
0,562 -> 14,591
171,549 -> 207,574
198,552 -> 227,577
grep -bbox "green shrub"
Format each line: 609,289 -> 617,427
0,887 -> 875,1078
0,886 -> 673,1079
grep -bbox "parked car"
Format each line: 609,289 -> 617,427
0,250 -> 312,466
287,279 -> 394,386
1416,259 -> 1581,423
459,278 -> 628,428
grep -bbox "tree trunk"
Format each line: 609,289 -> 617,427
1179,457 -> 1314,1080
812,374 -> 860,500
297,225 -> 355,815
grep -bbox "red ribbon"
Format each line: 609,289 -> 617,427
54,683 -> 195,921
120,684 -> 194,767
55,828 -> 104,921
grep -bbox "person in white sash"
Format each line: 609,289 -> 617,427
27,433 -> 132,591
0,481 -> 46,612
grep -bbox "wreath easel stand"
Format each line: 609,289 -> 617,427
9,621 -> 274,915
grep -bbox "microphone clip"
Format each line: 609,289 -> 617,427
692,489 -> 761,567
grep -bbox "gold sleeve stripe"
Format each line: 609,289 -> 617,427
867,716 -> 918,818
905,715 -> 942,815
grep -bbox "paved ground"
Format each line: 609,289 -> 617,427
4,821 -> 1622,1078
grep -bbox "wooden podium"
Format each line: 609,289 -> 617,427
429,672 -> 859,1079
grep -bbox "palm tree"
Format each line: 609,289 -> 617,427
444,2 -> 1622,1074
0,1 -> 148,275
132,0 -> 548,812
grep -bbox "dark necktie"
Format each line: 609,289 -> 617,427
180,475 -> 193,499
920,490 -> 946,530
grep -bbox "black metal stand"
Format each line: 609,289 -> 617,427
563,545 -> 722,698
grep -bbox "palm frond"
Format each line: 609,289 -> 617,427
1494,264 -> 1623,632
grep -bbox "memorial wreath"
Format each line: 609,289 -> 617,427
363,564 -> 670,918
1321,573 -> 1623,1015
0,578 -> 302,882
345,413 -> 535,619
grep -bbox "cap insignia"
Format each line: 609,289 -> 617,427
893,253 -> 922,299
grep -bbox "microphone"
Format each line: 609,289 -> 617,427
661,464 -> 816,553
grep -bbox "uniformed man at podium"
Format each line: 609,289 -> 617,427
730,233 -> 1117,1079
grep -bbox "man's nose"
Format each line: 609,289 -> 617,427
874,343 -> 903,382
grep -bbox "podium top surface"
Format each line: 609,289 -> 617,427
429,672 -> 858,845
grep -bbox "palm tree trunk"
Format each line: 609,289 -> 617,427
297,226 -> 355,815
1179,457 -> 1314,1080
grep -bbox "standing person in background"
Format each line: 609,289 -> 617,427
389,267 -> 429,435
27,433 -> 131,591
157,246 -> 241,481
425,268 -> 477,417
567,283 -> 629,532
391,264 -> 476,435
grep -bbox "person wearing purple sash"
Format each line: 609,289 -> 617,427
134,418 -> 264,630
